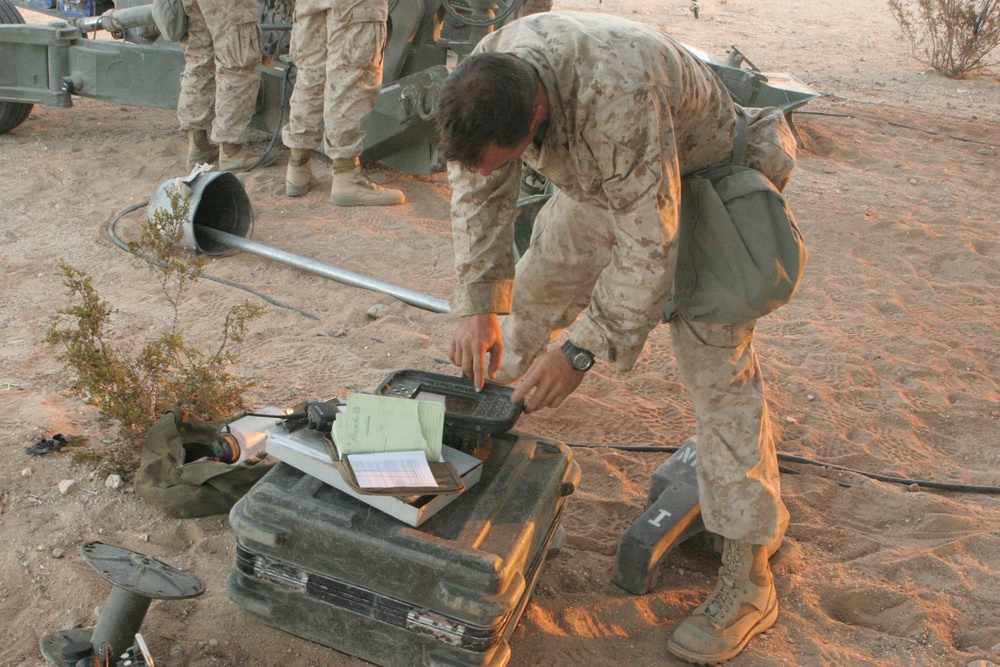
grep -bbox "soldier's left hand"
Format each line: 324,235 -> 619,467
510,349 -> 585,412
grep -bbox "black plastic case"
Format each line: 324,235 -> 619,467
374,369 -> 523,451
227,430 -> 580,667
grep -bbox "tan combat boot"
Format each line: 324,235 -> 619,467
286,148 -> 318,197
220,143 -> 281,173
218,143 -> 255,173
186,129 -> 218,171
329,157 -> 405,207
667,539 -> 778,664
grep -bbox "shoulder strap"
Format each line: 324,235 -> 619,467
731,106 -> 748,165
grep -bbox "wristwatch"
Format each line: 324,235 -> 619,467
561,340 -> 595,372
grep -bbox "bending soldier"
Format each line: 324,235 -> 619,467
437,11 -> 801,664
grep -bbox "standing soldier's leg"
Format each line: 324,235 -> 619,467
666,317 -> 788,664
201,0 -> 263,171
325,1 -> 404,206
177,0 -> 218,169
499,192 -> 614,383
282,7 -> 329,196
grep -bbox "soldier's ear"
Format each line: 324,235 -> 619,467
530,101 -> 547,130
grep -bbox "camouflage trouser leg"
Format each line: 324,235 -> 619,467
498,190 -> 613,383
177,0 -> 262,144
177,0 -> 215,132
670,318 -> 788,547
504,192 -> 787,546
282,5 -> 386,159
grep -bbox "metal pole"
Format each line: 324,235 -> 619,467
197,226 -> 453,314
90,586 -> 152,659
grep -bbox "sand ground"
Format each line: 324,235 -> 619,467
1,0 -> 999,665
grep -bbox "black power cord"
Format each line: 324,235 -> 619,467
566,443 -> 1000,495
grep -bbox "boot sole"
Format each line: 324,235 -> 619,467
286,179 -> 318,197
666,600 -> 779,665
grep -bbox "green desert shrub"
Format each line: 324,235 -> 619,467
888,0 -> 1000,78
47,186 -> 265,475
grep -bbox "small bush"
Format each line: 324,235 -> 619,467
888,0 -> 1000,78
47,186 -> 265,474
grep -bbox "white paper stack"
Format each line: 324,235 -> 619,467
264,426 -> 483,527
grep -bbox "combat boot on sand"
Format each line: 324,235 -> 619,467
186,129 -> 218,171
219,143 -> 280,173
285,148 -> 318,197
667,540 -> 778,664
329,157 -> 405,207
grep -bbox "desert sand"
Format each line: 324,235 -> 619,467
2,0 -> 999,665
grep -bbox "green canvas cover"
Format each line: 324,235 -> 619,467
673,165 -> 807,323
135,408 -> 275,518
151,0 -> 187,42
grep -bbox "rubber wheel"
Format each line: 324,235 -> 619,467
0,0 -> 34,134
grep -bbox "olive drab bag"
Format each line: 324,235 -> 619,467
151,0 -> 187,42
135,408 -> 275,518
672,105 -> 807,323
672,164 -> 807,323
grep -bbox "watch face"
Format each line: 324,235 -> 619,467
562,341 -> 593,371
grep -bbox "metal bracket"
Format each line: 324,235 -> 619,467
611,438 -> 705,595
40,542 -> 204,666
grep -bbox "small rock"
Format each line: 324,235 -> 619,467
58,479 -> 77,495
908,483 -> 920,492
806,394 -> 815,401
332,327 -> 348,337
785,416 -> 797,424
105,474 -> 123,490
51,548 -> 64,559
140,533 -> 149,542
366,304 -> 390,319
21,467 -> 32,479
170,645 -> 184,658
209,639 -> 219,648
976,148 -> 995,156
908,177 -> 920,184
992,642 -> 1000,653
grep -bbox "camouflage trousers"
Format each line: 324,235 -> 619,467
501,190 -> 789,546
177,0 -> 262,145
281,0 -> 387,160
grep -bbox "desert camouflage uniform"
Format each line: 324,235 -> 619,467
281,0 -> 388,160
448,12 -> 796,546
177,0 -> 262,145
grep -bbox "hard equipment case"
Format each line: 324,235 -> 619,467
227,430 -> 580,667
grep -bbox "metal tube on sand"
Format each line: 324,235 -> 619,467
197,226 -> 452,314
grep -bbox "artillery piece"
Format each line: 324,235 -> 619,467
0,0 -> 818,175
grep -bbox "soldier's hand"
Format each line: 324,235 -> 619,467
510,348 -> 585,412
450,313 -> 503,391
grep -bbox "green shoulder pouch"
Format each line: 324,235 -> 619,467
135,408 -> 275,518
152,0 -> 187,42
673,165 -> 807,323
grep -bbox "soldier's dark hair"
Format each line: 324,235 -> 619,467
435,53 -> 537,169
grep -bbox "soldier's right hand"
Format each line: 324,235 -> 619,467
450,313 -> 504,391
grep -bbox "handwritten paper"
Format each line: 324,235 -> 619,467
331,392 -> 445,462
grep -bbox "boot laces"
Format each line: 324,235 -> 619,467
701,543 -> 749,623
